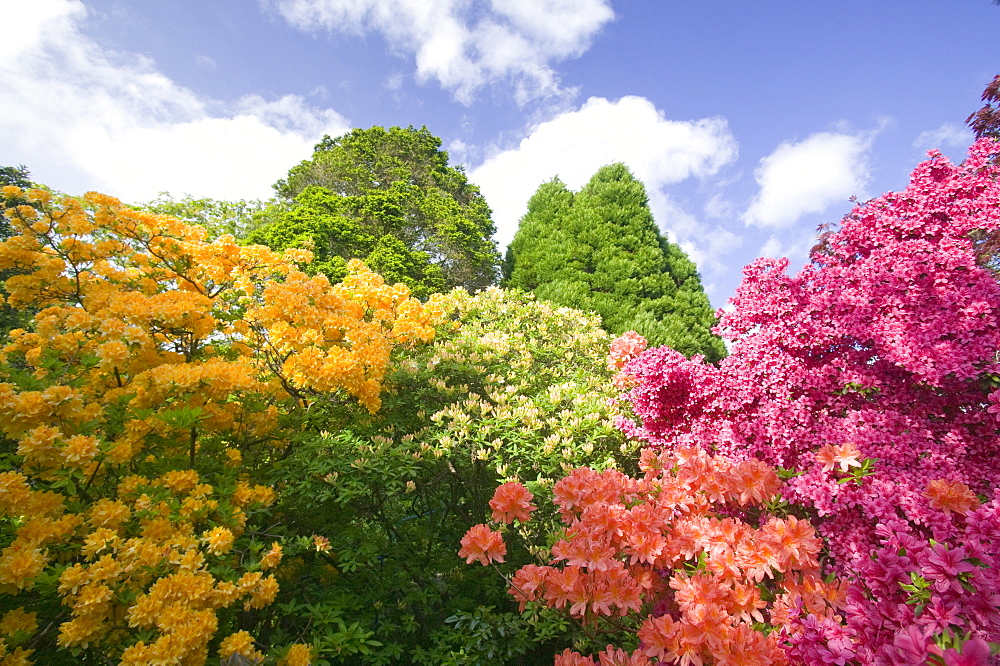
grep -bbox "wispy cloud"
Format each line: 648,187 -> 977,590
265,0 -> 615,105
743,130 -> 873,229
913,122 -> 974,152
0,0 -> 349,202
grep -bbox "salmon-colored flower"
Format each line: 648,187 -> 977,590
815,442 -> 862,473
925,478 -> 980,515
458,524 -> 506,566
555,648 -> 595,666
489,481 -> 536,523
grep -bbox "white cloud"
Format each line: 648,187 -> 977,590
470,95 -> 738,249
0,0 -> 349,202
743,131 -> 872,229
265,0 -> 614,104
913,122 -> 974,151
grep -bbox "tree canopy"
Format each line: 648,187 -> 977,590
504,164 -> 725,362
0,165 -> 36,338
251,126 -> 500,298
967,74 -> 1000,142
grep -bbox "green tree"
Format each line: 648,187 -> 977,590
140,192 -> 278,240
0,165 -> 35,339
253,126 -> 500,297
505,164 -> 725,362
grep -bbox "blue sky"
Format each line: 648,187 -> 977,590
2,0 -> 998,307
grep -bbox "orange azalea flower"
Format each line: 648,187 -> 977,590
458,524 -> 506,566
509,564 -> 548,611
815,442 -> 862,473
926,478 -> 980,515
489,481 -> 536,523
554,648 -> 596,666
594,644 -> 650,665
551,533 -> 617,571
637,613 -> 680,661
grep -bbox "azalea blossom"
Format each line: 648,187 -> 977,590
815,442 -> 863,474
925,478 -> 980,515
458,524 -> 506,566
489,481 -> 536,523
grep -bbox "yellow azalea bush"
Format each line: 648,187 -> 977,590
0,188 -> 443,663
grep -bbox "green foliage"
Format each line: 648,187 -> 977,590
505,164 -> 725,362
266,288 -> 639,663
140,192 -> 279,240
248,186 -> 445,298
256,126 -> 500,296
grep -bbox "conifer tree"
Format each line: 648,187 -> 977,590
505,164 -> 724,362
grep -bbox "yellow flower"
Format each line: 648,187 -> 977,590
224,447 -> 242,467
0,473 -> 32,518
56,614 -> 104,649
246,575 -> 278,609
81,528 -> 119,559
0,541 -> 46,590
16,425 -> 60,459
260,542 -> 282,570
201,526 -> 234,556
159,469 -> 199,493
312,535 -> 331,553
117,475 -> 149,498
252,484 -> 276,507
231,482 -> 253,507
210,580 -> 240,607
58,563 -> 90,596
0,607 -> 37,637
88,499 -> 131,530
219,630 -> 263,663
16,514 -> 80,546
75,582 -> 113,611
280,643 -> 314,666
1,645 -> 35,665
172,548 -> 206,572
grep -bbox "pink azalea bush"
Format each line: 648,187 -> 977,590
613,138 -> 1000,660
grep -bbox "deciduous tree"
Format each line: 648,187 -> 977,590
255,126 -> 500,297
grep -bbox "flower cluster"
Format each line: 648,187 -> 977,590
0,189 -> 442,662
462,446 -> 849,665
842,487 -> 1000,664
607,331 -> 648,371
612,139 -> 1000,660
